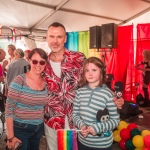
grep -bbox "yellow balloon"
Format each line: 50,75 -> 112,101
117,121 -> 128,131
141,130 -> 150,137
113,130 -> 120,136
113,131 -> 121,142
132,135 -> 144,148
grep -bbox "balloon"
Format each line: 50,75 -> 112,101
141,130 -> 150,137
119,139 -> 126,150
134,148 -> 142,150
117,121 -> 128,131
120,128 -> 131,140
143,148 -> 150,150
132,135 -> 144,148
127,123 -> 138,131
144,135 -> 150,147
113,130 -> 119,136
125,139 -> 135,150
113,130 -> 121,142
130,128 -> 141,138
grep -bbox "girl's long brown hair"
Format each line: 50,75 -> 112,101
80,57 -> 106,87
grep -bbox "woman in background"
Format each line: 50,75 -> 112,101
0,48 -> 6,82
24,49 -> 31,61
2,44 -> 16,75
135,49 -> 150,107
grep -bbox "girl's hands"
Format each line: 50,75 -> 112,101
80,125 -> 96,137
88,126 -> 96,135
80,125 -> 89,138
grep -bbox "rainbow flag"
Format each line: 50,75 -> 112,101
57,129 -> 78,150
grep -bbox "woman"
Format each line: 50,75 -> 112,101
135,49 -> 150,107
5,48 -> 49,150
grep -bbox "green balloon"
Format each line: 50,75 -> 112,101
130,128 -> 141,138
125,139 -> 135,150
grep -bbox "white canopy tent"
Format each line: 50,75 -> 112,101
0,0 -> 150,42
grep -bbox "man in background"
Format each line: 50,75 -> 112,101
6,48 -> 29,87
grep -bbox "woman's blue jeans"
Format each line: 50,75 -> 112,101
14,121 -> 44,150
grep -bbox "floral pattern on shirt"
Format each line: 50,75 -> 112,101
43,49 -> 86,129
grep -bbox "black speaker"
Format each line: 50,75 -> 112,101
101,23 -> 118,48
89,26 -> 101,49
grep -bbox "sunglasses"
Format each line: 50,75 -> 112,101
31,59 -> 46,65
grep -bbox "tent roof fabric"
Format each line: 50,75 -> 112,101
0,0 -> 150,41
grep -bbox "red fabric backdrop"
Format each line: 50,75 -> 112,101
104,25 -> 135,102
135,23 -> 150,99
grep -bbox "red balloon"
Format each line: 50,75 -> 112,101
127,123 -> 138,131
119,139 -> 126,150
120,128 -> 131,140
144,135 -> 150,147
143,148 -> 150,150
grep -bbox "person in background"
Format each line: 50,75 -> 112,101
2,44 -> 16,75
6,48 -> 30,87
5,48 -> 49,150
73,57 -> 120,150
135,49 -> 150,107
43,22 -> 124,150
24,49 -> 31,61
0,48 -> 6,62
0,48 -> 6,82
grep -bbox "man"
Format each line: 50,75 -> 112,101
6,48 -> 29,87
43,22 -> 124,150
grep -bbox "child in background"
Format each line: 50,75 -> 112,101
73,57 -> 120,150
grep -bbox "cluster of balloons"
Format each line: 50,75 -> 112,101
113,121 -> 150,150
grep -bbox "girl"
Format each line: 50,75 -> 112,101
73,57 -> 120,150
